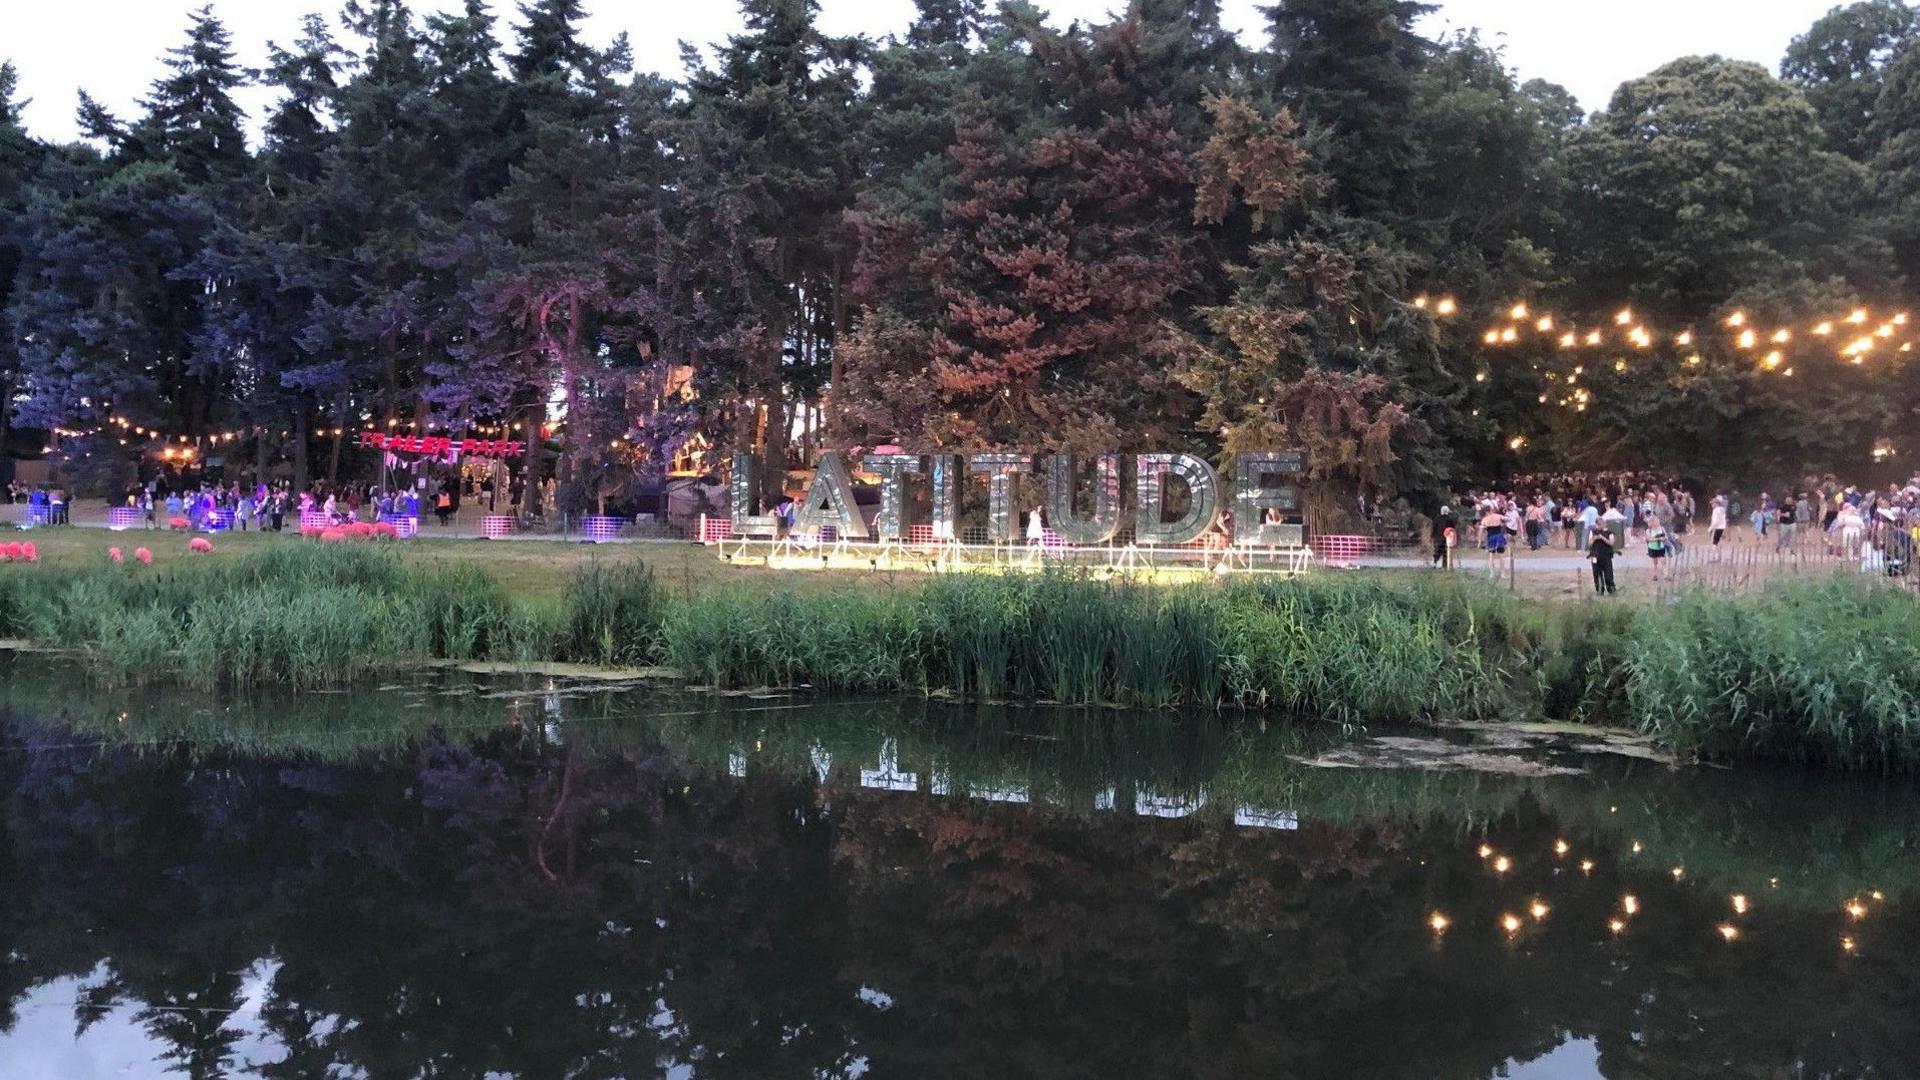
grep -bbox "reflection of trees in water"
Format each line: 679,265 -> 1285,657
0,716 -> 1916,1078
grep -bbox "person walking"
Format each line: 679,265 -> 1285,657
1645,516 -> 1671,583
1775,496 -> 1798,553
1708,495 -> 1728,561
1588,527 -> 1617,596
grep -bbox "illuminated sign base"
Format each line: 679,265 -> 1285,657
712,535 -> 1315,580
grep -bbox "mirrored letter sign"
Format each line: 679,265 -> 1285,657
1134,453 -> 1219,546
1044,454 -> 1122,544
969,453 -> 1034,543
793,451 -> 869,539
1234,451 -> 1306,547
729,453 -> 780,537
928,454 -> 962,540
863,453 -> 924,541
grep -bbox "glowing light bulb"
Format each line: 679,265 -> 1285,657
1508,435 -> 1526,451
1846,308 -> 1868,324
1608,918 -> 1627,935
1493,855 -> 1512,874
1475,371 -> 1489,382
1579,859 -> 1595,874
1842,936 -> 1857,953
1676,330 -> 1692,346
1731,894 -> 1749,915
1585,329 -> 1602,345
1553,839 -> 1570,856
1762,350 -> 1783,369
1529,899 -> 1550,920
1501,913 -> 1523,934
1478,844 -> 1494,859
1484,330 -> 1500,344
1876,323 -> 1894,338
1813,321 -> 1833,336
1717,923 -> 1741,942
1845,899 -> 1868,920
1558,331 -> 1576,348
1622,895 -> 1640,915
1894,313 -> 1909,325
1509,303 -> 1529,320
1429,911 -> 1450,933
1413,295 -> 1430,309
1537,394 -> 1548,403
1535,315 -> 1554,332
1501,327 -> 1519,343
1771,329 -> 1791,344
1870,890 -> 1885,901
1671,866 -> 1686,881
1436,297 -> 1457,316
1737,329 -> 1757,349
1631,840 -> 1643,854
1686,354 -> 1702,366
1615,358 -> 1628,372
1725,311 -> 1746,327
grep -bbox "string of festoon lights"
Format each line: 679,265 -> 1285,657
41,415 -> 549,448
1411,295 -> 1914,447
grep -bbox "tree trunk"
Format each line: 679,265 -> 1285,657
292,408 -> 310,494
519,405 -> 545,521
254,425 -> 268,488
325,394 -> 345,487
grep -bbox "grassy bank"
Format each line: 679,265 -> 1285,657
0,545 -> 1913,769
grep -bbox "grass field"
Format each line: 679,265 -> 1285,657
0,519 -> 1744,607
4,525 -> 876,604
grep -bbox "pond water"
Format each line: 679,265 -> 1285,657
0,659 -> 1914,1079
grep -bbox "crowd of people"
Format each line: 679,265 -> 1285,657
1433,470 -> 1920,594
108,481 -> 449,531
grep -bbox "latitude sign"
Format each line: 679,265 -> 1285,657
731,451 -> 1307,548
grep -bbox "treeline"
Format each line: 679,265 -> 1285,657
0,0 -> 1917,519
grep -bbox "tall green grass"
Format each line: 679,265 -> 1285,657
1622,578 -> 1920,771
0,546 -> 667,690
3,550 -> 1915,770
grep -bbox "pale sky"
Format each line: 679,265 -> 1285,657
5,0 -> 1853,144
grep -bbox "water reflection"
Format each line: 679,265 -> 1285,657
0,662 -> 1915,1078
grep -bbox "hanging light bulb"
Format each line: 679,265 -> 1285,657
1429,911 -> 1451,933
1846,307 -> 1869,324
1737,328 -> 1757,349
1725,311 -> 1746,328
1436,297 -> 1457,316
1676,330 -> 1693,346
1509,302 -> 1529,320
1813,321 -> 1833,336
1622,894 -> 1640,915
1559,331 -> 1577,348
1535,315 -> 1554,332
1614,307 -> 1633,326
